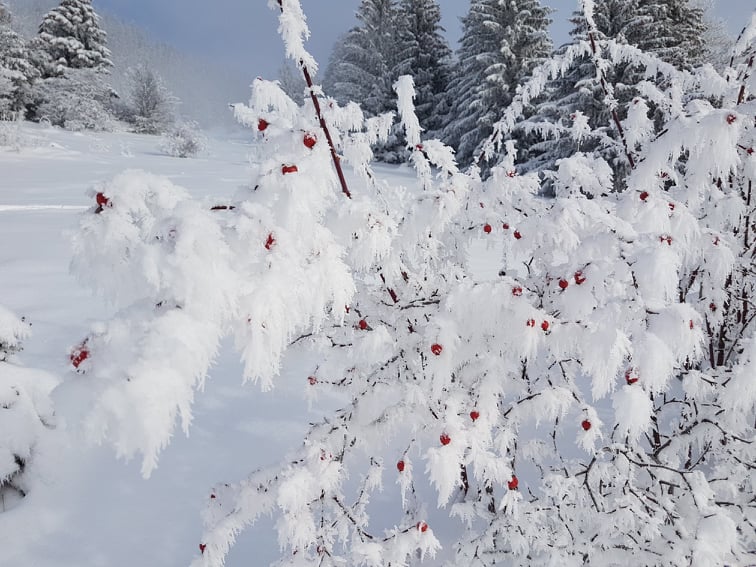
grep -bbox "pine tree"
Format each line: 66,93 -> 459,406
443,0 -> 553,167
323,0 -> 398,118
36,0 -> 112,78
623,0 -> 706,70
519,0 -> 709,184
0,2 -> 37,115
392,0 -> 451,136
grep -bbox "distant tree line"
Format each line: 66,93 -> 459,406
324,0 -> 731,174
0,0 -> 181,134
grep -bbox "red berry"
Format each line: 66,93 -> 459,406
210,494 -> 216,499
70,344 -> 89,369
265,233 -> 276,250
639,191 -> 649,201
502,222 -> 510,230
415,143 -> 424,151
689,319 -> 694,330
257,118 -> 269,131
282,164 -> 298,175
574,271 -> 586,285
95,192 -> 109,207
358,319 -> 368,330
660,235 -> 673,245
397,460 -> 405,472
513,230 -> 522,240
541,320 -> 550,332
625,369 -> 639,385
668,202 -> 675,211
483,223 -> 492,234
308,376 -> 317,385
440,433 -> 451,446
506,170 -> 517,178
709,302 -> 717,312
431,343 -> 443,356
417,521 -> 428,532
470,410 -> 480,422
581,420 -> 592,431
558,279 -> 569,290
303,133 -> 317,149
199,544 -> 206,554
727,114 -> 737,124
526,319 -> 536,327
507,476 -> 518,490
512,286 -> 523,297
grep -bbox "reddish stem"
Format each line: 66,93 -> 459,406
277,0 -> 351,199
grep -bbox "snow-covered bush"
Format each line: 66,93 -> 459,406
0,305 -> 55,512
65,1 -> 755,566
159,121 -> 206,158
127,64 -> 176,134
33,68 -> 114,131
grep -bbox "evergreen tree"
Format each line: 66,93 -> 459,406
518,0 -> 708,186
36,0 -> 112,78
0,2 -> 37,115
623,0 -> 706,70
392,0 -> 451,136
443,0 -> 552,167
323,0 -> 398,118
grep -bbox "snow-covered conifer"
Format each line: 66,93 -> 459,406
392,0 -> 451,137
443,0 -> 552,167
0,3 -> 37,115
519,0 -> 708,183
323,0 -> 399,118
36,0 -> 112,78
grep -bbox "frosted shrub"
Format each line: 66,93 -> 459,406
0,306 -> 55,512
66,1 -> 756,566
160,121 -> 206,158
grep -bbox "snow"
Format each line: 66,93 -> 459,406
0,122 -> 362,566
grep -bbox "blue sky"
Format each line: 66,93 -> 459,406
94,0 -> 754,80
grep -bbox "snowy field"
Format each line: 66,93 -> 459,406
0,123 -> 499,567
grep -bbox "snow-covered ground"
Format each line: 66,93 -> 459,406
0,123 -> 499,566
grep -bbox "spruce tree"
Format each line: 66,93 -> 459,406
36,0 -> 112,78
0,2 -> 37,115
323,0 -> 398,118
392,0 -> 451,137
443,0 -> 552,167
518,0 -> 708,186
623,0 -> 706,70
